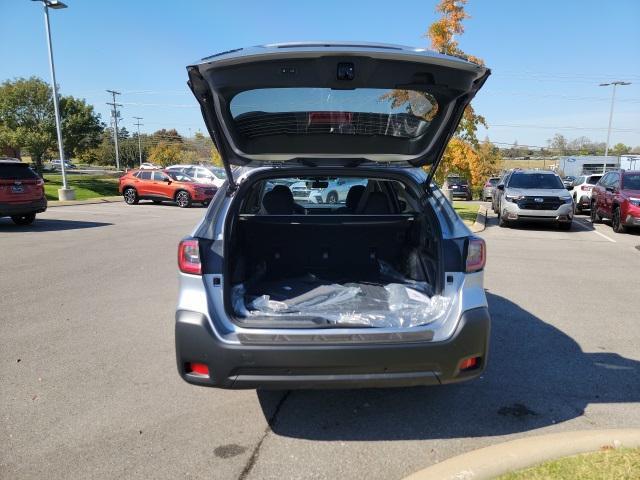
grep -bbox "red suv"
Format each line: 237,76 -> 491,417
118,169 -> 216,208
0,159 -> 47,225
590,170 -> 640,233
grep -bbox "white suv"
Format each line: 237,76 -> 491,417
167,165 -> 227,187
569,174 -> 602,213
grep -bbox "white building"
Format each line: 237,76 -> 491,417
620,155 -> 640,170
558,156 -> 619,177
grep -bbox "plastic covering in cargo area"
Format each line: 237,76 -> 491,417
232,261 -> 450,328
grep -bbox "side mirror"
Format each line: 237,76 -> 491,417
606,186 -> 614,193
567,185 -> 573,190
165,178 -> 172,184
497,184 -> 505,191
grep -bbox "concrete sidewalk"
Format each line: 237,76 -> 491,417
404,429 -> 640,480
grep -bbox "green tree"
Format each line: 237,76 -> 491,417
148,141 -> 183,166
611,142 -> 631,156
0,77 -> 103,171
0,77 -> 55,171
59,96 -> 103,158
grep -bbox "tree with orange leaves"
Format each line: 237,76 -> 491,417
426,0 -> 499,192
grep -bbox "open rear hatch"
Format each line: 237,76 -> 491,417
186,42 -> 490,186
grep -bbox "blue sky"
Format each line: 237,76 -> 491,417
2,0 -> 639,148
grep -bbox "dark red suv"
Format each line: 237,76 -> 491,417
0,159 -> 47,225
590,170 -> 640,233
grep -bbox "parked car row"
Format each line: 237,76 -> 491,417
485,168 -> 640,234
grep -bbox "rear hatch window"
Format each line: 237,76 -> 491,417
230,88 -> 438,140
0,163 -> 39,180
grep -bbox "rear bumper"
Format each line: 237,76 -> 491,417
451,190 -> 471,198
175,306 -> 490,389
0,197 -> 47,216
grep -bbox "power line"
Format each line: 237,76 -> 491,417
106,89 -> 122,170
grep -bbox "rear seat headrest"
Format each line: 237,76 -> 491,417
362,191 -> 392,214
345,185 -> 366,211
263,185 -> 295,214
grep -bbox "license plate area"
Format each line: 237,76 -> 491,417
11,185 -> 24,193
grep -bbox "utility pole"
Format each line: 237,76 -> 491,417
133,116 -> 143,167
106,90 -> 122,170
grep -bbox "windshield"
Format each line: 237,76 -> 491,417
230,88 -> 439,140
623,173 -> 640,190
508,173 -> 564,189
586,175 -> 602,185
489,178 -> 499,185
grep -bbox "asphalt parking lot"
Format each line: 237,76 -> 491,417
1,201 -> 639,479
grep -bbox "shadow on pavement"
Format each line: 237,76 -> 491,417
0,218 -> 112,232
258,292 -> 640,440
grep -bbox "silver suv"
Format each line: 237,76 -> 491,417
495,170 -> 574,229
175,43 -> 491,389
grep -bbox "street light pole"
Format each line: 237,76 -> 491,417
34,0 -> 75,200
599,81 -> 631,157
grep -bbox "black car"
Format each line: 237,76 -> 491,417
448,177 -> 473,200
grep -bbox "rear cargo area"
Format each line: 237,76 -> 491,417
228,213 -> 448,328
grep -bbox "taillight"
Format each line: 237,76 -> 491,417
36,178 -> 44,186
581,185 -> 592,191
178,239 -> 201,275
466,237 -> 486,273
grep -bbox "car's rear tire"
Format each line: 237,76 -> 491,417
326,191 -> 338,204
498,215 -> 510,228
175,190 -> 192,208
612,206 -> 627,233
590,201 -> 602,223
123,187 -> 138,205
11,213 -> 36,225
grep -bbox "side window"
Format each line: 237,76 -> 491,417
153,171 -> 168,181
599,173 -> 610,187
199,169 -> 214,179
185,168 -> 195,177
611,173 -> 620,189
138,171 -> 152,180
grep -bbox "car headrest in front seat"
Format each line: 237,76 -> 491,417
345,185 -> 366,211
361,191 -> 391,214
263,185 -> 295,214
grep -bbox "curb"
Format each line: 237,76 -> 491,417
403,429 -> 640,480
470,205 -> 488,233
48,196 -> 123,207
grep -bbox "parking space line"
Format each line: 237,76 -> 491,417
574,219 -> 616,243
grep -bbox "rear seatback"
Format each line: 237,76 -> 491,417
238,215 -> 416,279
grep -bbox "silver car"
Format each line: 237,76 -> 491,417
495,170 -> 574,229
175,42 -> 491,389
482,177 -> 500,201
